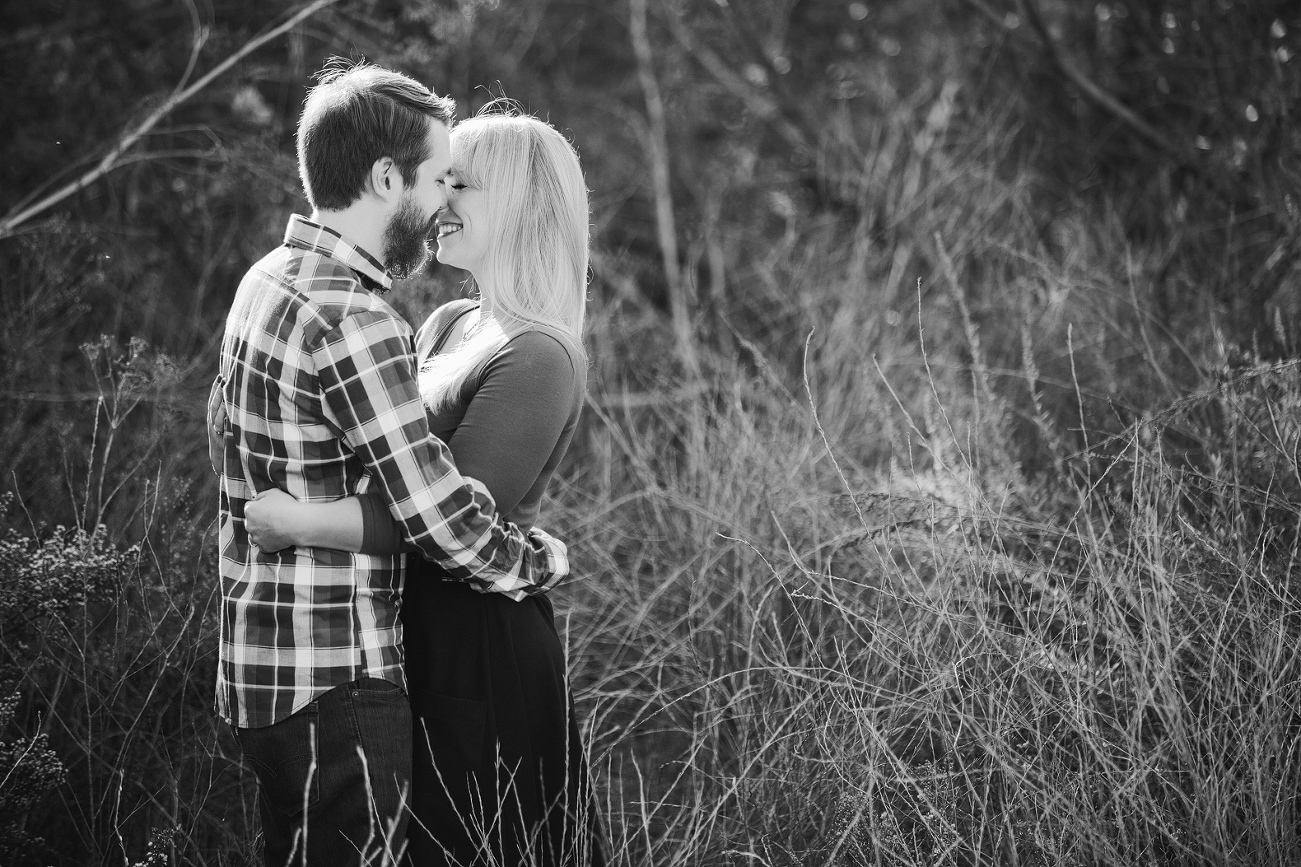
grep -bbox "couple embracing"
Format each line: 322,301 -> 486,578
210,60 -> 605,867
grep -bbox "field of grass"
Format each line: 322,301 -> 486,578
2,4 -> 1299,864
554,204 -> 1301,864
5,189 -> 1299,866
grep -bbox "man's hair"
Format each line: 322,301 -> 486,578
297,60 -> 455,211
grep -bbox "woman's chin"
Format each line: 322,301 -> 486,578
434,248 -> 465,270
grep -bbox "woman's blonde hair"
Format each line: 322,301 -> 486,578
420,107 -> 589,411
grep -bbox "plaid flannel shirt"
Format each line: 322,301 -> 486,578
215,215 -> 569,728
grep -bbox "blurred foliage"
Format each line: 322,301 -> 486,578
1,0 -> 1300,863
0,1 -> 1297,525
0,692 -> 67,865
979,0 -> 1301,342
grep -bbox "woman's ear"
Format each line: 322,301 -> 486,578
369,157 -> 401,203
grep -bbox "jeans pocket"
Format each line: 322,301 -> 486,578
410,689 -> 487,774
350,676 -> 406,698
239,706 -> 321,817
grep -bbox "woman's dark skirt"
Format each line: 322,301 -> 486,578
401,559 -> 606,867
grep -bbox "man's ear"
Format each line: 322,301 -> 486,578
369,157 -> 401,203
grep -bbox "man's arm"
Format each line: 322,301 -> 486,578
349,330 -> 577,561
312,309 -> 567,595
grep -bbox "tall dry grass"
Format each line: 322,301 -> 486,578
555,313 -> 1301,865
3,47 -> 1299,867
543,103 -> 1301,863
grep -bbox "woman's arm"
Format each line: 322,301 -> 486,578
356,329 -> 577,549
243,330 -> 577,554
243,488 -> 369,552
443,330 -> 579,519
207,376 -> 225,476
238,305 -> 473,554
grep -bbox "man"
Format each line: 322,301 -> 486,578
211,61 -> 568,867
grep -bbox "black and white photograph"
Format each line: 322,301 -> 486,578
1,1 -> 1299,865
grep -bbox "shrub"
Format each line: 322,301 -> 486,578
0,493 -> 129,865
0,690 -> 67,865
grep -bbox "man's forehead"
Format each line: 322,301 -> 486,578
425,121 -> 452,167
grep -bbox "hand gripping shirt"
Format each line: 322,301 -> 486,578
214,216 -> 569,728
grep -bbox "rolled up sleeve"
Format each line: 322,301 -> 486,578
312,310 -> 567,594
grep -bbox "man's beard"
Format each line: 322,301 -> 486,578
382,196 -> 435,281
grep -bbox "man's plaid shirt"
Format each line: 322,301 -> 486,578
215,216 -> 569,728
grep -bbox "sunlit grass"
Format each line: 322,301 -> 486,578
3,55 -> 1299,867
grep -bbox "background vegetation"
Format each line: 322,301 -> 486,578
2,0 -> 1299,864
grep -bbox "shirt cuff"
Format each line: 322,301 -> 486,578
474,526 -> 570,598
358,492 -> 406,554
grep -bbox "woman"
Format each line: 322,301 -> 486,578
239,109 -> 604,867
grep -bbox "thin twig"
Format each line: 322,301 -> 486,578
802,328 -> 869,530
965,0 -> 1250,209
628,0 -> 699,381
1013,0 -> 1187,161
0,0 -> 341,240
658,7 -> 810,158
176,0 -> 210,97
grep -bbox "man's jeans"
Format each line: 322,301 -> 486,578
234,678 -> 412,867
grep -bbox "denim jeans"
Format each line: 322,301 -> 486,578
234,678 -> 412,867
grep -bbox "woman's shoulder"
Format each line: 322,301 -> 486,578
424,298 -> 480,334
505,327 -> 585,375
487,327 -> 587,400
415,298 -> 479,358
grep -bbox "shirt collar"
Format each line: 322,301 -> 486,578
283,215 -> 393,294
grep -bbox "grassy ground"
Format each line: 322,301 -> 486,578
3,48 -> 1300,867
551,205 -> 1301,864
4,242 -> 1300,867
559,351 -> 1301,865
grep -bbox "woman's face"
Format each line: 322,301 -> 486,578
434,166 -> 490,275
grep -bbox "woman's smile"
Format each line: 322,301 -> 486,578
434,185 -> 488,272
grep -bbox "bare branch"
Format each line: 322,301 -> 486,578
629,0 -> 700,380
1013,0 -> 1188,161
175,0 -> 211,96
658,8 -> 811,158
0,0 -> 341,240
968,0 -> 1251,207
